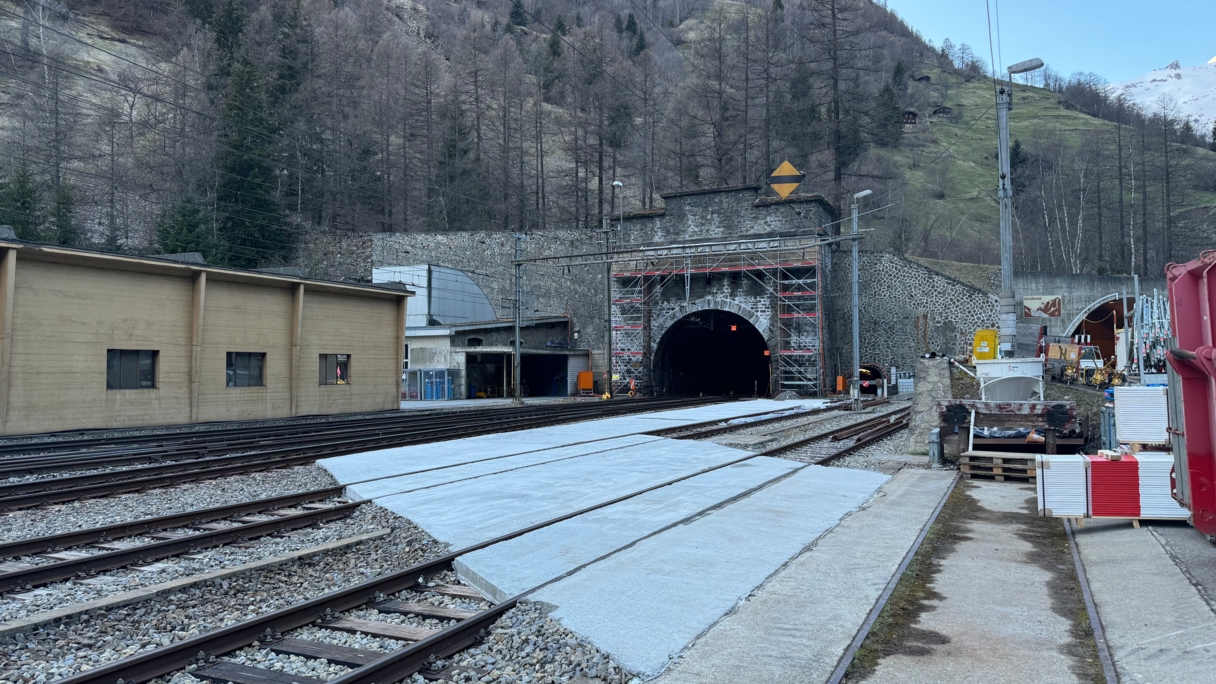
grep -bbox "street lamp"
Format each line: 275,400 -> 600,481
996,57 -> 1042,358
605,180 -> 624,398
851,189 -> 871,411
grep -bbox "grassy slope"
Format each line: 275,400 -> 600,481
874,73 -> 1216,257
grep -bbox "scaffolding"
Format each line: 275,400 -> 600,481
606,232 -> 829,397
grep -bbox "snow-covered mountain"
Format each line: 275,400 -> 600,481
1110,61 -> 1216,126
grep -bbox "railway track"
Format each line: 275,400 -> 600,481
10,400 -> 910,684
0,397 -> 721,510
758,407 -> 911,463
0,397 -> 720,477
0,488 -> 354,594
41,432 -> 804,684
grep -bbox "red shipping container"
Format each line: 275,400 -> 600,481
1088,455 -> 1140,518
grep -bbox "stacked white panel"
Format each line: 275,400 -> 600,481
1036,455 -> 1088,517
1114,386 -> 1170,443
1136,453 -> 1190,519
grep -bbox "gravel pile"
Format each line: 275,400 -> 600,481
0,465 -> 337,543
0,504 -> 403,622
0,505 -> 446,684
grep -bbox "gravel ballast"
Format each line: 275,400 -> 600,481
0,504 -> 400,622
0,504 -> 446,684
0,465 -> 337,543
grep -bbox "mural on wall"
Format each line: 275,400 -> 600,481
1023,295 -> 1063,318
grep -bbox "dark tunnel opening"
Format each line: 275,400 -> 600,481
654,310 -> 770,396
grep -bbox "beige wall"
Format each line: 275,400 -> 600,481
295,291 -> 401,416
0,253 -> 404,435
196,280 -> 294,422
7,260 -> 194,432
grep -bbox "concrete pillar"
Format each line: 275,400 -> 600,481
189,271 -> 206,423
0,249 -> 16,435
290,283 -> 304,416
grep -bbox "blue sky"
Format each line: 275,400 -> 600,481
883,0 -> 1216,83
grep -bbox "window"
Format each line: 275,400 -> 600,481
319,354 -> 350,385
466,337 -> 483,347
402,344 -> 410,372
106,350 -> 157,390
226,352 -> 266,387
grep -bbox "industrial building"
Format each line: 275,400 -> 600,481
0,239 -> 410,435
374,265 -> 589,400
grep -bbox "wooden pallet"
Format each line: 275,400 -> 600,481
960,451 -> 1035,468
961,470 -> 1035,483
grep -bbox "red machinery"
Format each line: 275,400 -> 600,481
1166,251 -> 1216,535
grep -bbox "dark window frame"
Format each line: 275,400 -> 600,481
226,352 -> 267,388
319,354 -> 351,385
106,349 -> 158,390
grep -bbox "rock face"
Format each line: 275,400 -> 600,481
1111,61 -> 1216,125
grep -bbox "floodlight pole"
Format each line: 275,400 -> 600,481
996,58 -> 1041,359
513,233 -> 524,405
851,189 -> 871,411
997,85 -> 1016,358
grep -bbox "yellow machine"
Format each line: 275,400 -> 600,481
972,328 -> 999,360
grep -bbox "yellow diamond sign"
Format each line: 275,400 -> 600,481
769,161 -> 805,199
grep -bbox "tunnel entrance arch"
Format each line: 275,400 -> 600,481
653,309 -> 771,396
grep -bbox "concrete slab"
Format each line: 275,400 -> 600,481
867,482 -> 1083,684
653,469 -> 955,684
345,434 -> 661,501
373,438 -> 759,548
528,466 -> 890,678
1074,519 -> 1216,683
453,456 -> 804,602
319,400 -> 826,485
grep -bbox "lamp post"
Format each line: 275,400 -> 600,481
998,57 -> 1043,358
512,233 -> 524,405
851,189 -> 871,411
604,180 -> 623,398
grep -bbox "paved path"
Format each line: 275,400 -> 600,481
1075,519 -> 1216,683
654,469 -> 955,684
867,482 -> 1085,684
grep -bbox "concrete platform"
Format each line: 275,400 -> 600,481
654,469 -> 955,684
319,399 -> 826,486
528,466 -> 890,678
1074,519 -> 1216,683
867,482 -> 1085,684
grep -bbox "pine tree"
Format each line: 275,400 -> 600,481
209,0 -> 247,87
631,29 -> 647,58
509,0 -> 527,29
614,14 -> 624,35
892,61 -> 907,92
872,83 -> 901,147
553,15 -> 567,36
624,13 -> 638,36
215,52 -> 285,267
547,32 -> 563,59
156,197 -> 219,258
1,162 -> 40,241
48,184 -> 79,246
270,0 -> 312,115
1009,138 -> 1029,193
